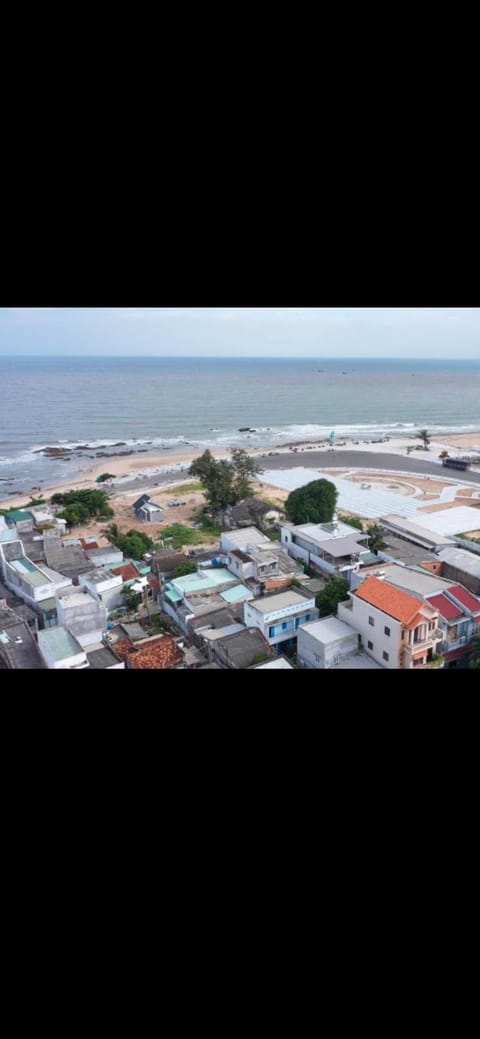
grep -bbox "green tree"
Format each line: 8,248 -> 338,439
190,448 -> 262,510
121,586 -> 142,611
172,561 -> 198,578
190,450 -> 236,510
316,576 -> 349,617
470,634 -> 480,669
338,513 -> 363,530
230,448 -> 262,501
100,522 -> 121,546
117,529 -> 153,559
367,523 -> 386,554
417,429 -> 431,450
285,479 -> 338,525
52,488 -> 114,520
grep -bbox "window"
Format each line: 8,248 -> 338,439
369,616 -> 374,626
368,640 -> 373,650
282,621 -> 288,630
269,626 -> 275,638
383,650 -> 389,662
384,626 -> 390,637
314,653 -> 321,663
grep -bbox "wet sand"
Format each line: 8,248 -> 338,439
2,432 -> 479,509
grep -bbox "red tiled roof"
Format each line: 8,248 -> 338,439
355,576 -> 428,624
443,645 -> 471,662
111,563 -> 139,581
80,538 -> 99,550
448,585 -> 480,615
114,635 -> 183,669
427,593 -> 464,621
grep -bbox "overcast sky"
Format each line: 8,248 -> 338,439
0,308 -> 479,358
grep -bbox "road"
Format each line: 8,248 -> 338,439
257,450 -> 480,486
110,450 -> 480,495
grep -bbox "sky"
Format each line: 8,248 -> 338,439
0,307 -> 479,358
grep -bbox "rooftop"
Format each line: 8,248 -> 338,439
221,527 -> 271,549
380,515 -> 451,547
59,591 -> 98,610
376,564 -> 454,598
427,593 -> 464,622
115,635 -> 183,669
299,616 -> 357,643
87,645 -> 123,668
111,563 -> 140,582
10,557 -> 51,588
355,576 -> 430,625
249,589 -> 313,614
330,651 -> 383,670
220,583 -> 253,604
38,625 -> 84,661
0,617 -> 45,668
212,628 -> 273,668
447,585 -> 480,615
253,656 -> 295,669
437,546 -> 480,578
171,567 -> 235,595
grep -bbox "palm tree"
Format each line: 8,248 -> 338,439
100,522 -> 120,546
417,429 -> 431,450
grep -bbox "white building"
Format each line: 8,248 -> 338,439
220,526 -> 272,553
56,589 -> 108,649
297,616 -> 360,669
37,626 -> 89,669
280,517 -> 371,580
338,575 -> 442,669
78,568 -> 124,611
243,589 -> 318,654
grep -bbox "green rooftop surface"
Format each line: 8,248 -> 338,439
38,626 -> 82,661
171,567 -> 233,595
36,597 -> 57,614
220,584 -> 252,603
5,510 -> 33,523
11,558 -> 49,587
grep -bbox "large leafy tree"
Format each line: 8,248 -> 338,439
190,449 -> 261,510
316,576 -> 349,617
285,479 -> 338,525
230,449 -> 262,500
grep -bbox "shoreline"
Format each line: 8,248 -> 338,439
2,431 -> 480,510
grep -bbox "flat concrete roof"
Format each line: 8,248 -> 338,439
437,546 -> 480,577
379,564 -> 454,597
221,527 -> 271,548
59,592 -> 98,609
300,616 -> 356,643
38,626 -> 84,661
253,657 -> 295,669
249,589 -> 312,614
10,558 -> 50,587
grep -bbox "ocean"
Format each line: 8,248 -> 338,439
0,356 -> 479,495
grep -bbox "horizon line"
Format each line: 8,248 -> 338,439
0,354 -> 478,361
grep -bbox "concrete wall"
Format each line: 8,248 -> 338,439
297,625 -> 359,669
440,563 -> 480,596
338,597 -> 402,668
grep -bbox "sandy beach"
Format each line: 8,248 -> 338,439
2,431 -> 480,512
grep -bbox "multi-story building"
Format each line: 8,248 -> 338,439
280,517 -> 371,581
244,588 -> 318,655
338,575 -> 443,669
